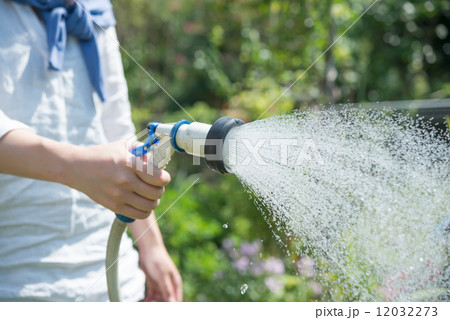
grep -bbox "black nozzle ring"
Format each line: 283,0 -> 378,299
205,116 -> 245,174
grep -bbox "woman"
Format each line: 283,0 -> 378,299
0,0 -> 182,301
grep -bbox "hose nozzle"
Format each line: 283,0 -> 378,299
141,117 -> 244,174
204,117 -> 245,174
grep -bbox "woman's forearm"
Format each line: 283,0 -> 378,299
0,129 -> 78,185
129,212 -> 165,251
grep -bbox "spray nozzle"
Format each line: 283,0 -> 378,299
133,117 -> 244,174
204,117 -> 245,174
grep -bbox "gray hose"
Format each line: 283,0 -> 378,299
106,217 -> 127,302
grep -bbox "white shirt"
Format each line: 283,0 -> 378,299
0,1 -> 145,301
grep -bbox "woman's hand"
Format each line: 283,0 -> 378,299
68,140 -> 171,220
129,213 -> 183,302
139,246 -> 183,302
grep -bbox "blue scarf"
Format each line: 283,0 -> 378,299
10,0 -> 117,102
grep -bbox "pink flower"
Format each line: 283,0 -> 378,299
308,280 -> 322,296
222,238 -> 233,251
262,257 -> 285,275
232,256 -> 250,273
265,277 -> 284,293
297,256 -> 316,277
240,241 -> 261,257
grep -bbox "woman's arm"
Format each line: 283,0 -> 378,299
0,128 -> 170,220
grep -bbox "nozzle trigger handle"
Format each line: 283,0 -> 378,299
115,123 -> 161,223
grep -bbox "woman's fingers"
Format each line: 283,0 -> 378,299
124,192 -> 160,213
144,278 -> 161,302
171,271 -> 183,302
162,276 -> 177,302
144,273 -> 176,302
116,204 -> 151,220
132,180 -> 165,201
134,164 -> 171,187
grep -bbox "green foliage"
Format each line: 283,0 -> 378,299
112,0 -> 450,301
446,115 -> 450,135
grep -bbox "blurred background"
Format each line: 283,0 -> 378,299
111,0 -> 450,301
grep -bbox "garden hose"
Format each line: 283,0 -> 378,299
106,217 -> 127,302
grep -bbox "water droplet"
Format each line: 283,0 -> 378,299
222,223 -> 228,229
240,283 -> 248,295
419,257 -> 424,262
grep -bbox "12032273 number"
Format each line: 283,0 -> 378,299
376,307 -> 438,317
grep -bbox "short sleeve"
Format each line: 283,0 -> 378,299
0,109 -> 34,139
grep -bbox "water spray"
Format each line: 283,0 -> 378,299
106,117 -> 244,301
